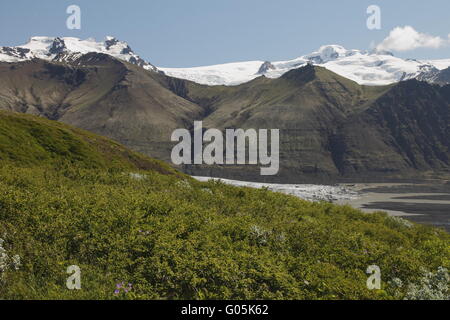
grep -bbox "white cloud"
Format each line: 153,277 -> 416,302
376,26 -> 448,52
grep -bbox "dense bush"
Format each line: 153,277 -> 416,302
0,164 -> 448,300
0,111 -> 448,300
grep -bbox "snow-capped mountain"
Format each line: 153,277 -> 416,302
0,36 -> 158,72
3,38 -> 450,87
415,65 -> 450,86
160,45 -> 450,86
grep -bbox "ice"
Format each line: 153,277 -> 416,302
160,61 -> 266,86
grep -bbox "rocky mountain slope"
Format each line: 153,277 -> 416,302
0,52 -> 449,183
179,65 -> 450,182
0,53 -> 202,161
417,66 -> 450,86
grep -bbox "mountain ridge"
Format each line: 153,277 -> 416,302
0,36 -> 159,72
1,53 -> 449,183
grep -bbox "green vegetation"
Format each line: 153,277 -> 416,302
0,111 -> 448,300
0,110 -> 179,175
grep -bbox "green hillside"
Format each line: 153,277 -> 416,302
0,110 -> 178,175
0,111 -> 448,300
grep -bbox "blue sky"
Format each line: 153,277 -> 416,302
1,0 -> 450,67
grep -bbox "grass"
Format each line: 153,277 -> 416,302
0,110 -> 179,175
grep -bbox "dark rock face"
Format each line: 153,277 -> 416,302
435,67 -> 450,85
104,37 -> 120,50
0,46 -> 30,59
128,56 -> 148,68
180,66 -> 450,182
257,61 -> 276,74
120,46 -> 133,55
417,66 -> 450,86
48,38 -> 66,55
414,62 -> 450,86
72,52 -> 122,65
41,62 -> 87,86
331,80 -> 450,176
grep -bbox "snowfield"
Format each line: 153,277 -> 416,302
193,176 -> 359,202
158,61 -> 266,86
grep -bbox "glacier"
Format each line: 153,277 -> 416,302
160,45 -> 450,86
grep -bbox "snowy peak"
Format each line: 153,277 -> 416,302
0,36 -> 158,72
3,37 -> 450,87
305,45 -> 360,64
48,37 -> 67,55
